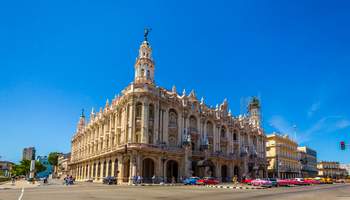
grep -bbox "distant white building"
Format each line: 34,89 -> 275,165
340,164 -> 350,177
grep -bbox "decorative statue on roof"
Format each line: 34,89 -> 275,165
144,27 -> 151,41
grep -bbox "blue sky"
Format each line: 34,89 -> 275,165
1,0 -> 349,163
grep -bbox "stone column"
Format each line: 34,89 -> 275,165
123,106 -> 128,144
157,157 -> 163,178
117,156 -> 123,184
177,112 -> 182,146
100,160 -> 105,180
128,103 -> 135,143
154,103 -> 159,144
163,109 -> 169,145
184,145 -> 192,178
111,157 -> 115,177
141,101 -> 149,143
105,159 -> 110,177
213,125 -> 217,152
129,154 -> 137,184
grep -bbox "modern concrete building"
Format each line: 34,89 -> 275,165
298,146 -> 318,178
22,147 -> 36,161
266,133 -> 301,179
69,32 -> 267,184
318,161 -> 348,179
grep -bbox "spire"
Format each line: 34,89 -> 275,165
134,28 -> 155,84
77,109 -> 86,134
172,85 -> 177,94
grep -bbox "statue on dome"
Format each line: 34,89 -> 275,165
144,27 -> 152,41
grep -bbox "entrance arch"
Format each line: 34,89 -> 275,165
114,159 -> 118,177
123,159 -> 130,183
234,166 -> 239,176
166,160 -> 179,183
221,165 -> 228,182
103,161 -> 107,177
97,162 -> 101,178
142,158 -> 155,183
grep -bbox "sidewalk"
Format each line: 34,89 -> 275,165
0,180 -> 40,190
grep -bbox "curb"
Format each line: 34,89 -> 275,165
206,185 -> 267,190
132,184 -> 178,187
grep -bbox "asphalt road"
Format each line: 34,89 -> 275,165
1,183 -> 350,200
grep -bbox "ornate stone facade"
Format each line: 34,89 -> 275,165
70,35 -> 267,184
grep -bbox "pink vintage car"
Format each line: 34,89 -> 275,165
251,179 -> 273,187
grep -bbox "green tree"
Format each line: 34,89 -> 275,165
10,160 -> 46,176
35,161 -> 46,174
48,152 -> 59,166
48,152 -> 61,176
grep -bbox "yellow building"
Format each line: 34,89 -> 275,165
318,161 -> 348,179
266,133 -> 301,178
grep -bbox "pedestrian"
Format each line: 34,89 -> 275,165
133,176 -> 137,185
232,175 -> 237,185
152,175 -> 156,184
11,176 -> 15,185
171,176 -> 176,184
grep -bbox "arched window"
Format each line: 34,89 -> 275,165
221,126 -> 226,138
136,102 -> 142,119
206,121 -> 213,137
233,130 -> 237,141
168,109 -> 178,128
168,109 -> 178,147
141,68 -> 145,77
189,116 -> 197,132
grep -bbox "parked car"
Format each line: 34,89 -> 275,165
304,178 -> 321,185
335,179 -> 346,183
251,179 -> 273,188
277,179 -> 293,187
315,177 -> 333,184
103,176 -> 117,185
242,178 -> 253,185
197,177 -> 219,185
183,177 -> 200,185
267,178 -> 278,187
293,178 -> 309,186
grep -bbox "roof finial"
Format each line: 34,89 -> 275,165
81,108 -> 85,118
144,27 -> 152,41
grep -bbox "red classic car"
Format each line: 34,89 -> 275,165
197,177 -> 219,185
242,179 -> 253,185
303,179 -> 321,185
277,179 -> 293,187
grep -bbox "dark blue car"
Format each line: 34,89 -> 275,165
183,177 -> 200,185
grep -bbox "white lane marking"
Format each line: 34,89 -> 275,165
18,188 -> 24,200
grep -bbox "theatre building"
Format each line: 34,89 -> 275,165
69,33 -> 267,184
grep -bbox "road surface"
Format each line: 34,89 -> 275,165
0,183 -> 349,200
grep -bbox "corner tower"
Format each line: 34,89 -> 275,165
134,28 -> 155,84
248,97 -> 261,127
